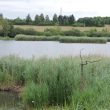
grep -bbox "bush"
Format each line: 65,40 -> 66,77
44,28 -> 62,36
72,22 -> 84,27
23,28 -> 37,35
87,29 -> 110,37
11,28 -> 25,36
0,29 -> 4,36
63,29 -> 85,36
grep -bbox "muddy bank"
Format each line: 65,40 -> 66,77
0,85 -> 22,93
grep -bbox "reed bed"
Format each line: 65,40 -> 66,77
15,34 -> 59,41
0,56 -> 110,109
59,37 -> 107,43
15,34 -> 108,44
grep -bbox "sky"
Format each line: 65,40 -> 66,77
0,0 -> 110,20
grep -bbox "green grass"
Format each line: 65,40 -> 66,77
0,56 -> 110,109
59,37 -> 107,43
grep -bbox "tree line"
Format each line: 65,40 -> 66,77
1,13 -> 110,27
8,14 -> 75,26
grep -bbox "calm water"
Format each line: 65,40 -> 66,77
0,40 -> 110,58
0,92 -> 22,110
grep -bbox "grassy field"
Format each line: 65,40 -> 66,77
14,25 -> 110,32
0,56 -> 110,110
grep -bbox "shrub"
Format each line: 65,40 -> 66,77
87,29 -> 110,37
0,29 -> 4,36
23,28 -> 37,35
63,29 -> 85,36
72,22 -> 84,27
44,28 -> 62,36
12,28 -> 25,36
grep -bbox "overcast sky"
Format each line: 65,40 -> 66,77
0,0 -> 110,19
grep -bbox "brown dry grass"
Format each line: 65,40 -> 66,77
14,25 -> 110,32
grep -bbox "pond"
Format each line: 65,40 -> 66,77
0,92 -> 22,110
0,40 -> 110,58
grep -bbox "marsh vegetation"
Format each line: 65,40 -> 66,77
0,56 -> 110,110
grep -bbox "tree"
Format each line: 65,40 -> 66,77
14,17 -> 26,25
45,15 -> 50,22
39,13 -> 44,24
26,14 -> 32,25
68,14 -> 75,25
0,13 -> 3,19
78,17 -> 104,27
8,22 -> 15,37
53,14 -> 58,25
45,15 -> 50,25
0,19 -> 11,37
34,15 -> 40,25
94,17 -> 104,27
58,15 -> 63,25
63,16 -> 69,25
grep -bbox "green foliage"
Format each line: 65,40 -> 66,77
53,14 -> 58,25
0,56 -> 26,85
13,17 -> 26,25
68,15 -> 75,25
2,13 -> 110,26
23,28 -> 37,35
0,29 -> 4,36
78,17 -> 105,27
15,34 -> 59,41
44,28 -> 62,36
1,56 -> 110,109
63,29 -> 85,36
59,37 -> 107,43
0,13 -> 3,19
1,19 -> 11,37
22,82 -> 49,108
0,71 -> 8,84
26,14 -> 32,25
73,22 -> 84,27
87,29 -> 110,37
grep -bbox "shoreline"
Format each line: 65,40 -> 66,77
0,85 -> 22,93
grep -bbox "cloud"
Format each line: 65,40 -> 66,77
0,0 -> 110,19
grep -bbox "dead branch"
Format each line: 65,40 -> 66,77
79,49 -> 101,90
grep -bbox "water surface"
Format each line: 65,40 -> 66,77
0,92 -> 21,110
0,40 -> 110,58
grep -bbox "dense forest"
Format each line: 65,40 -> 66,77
1,13 -> 110,27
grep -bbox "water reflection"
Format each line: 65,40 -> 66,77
0,92 -> 21,109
